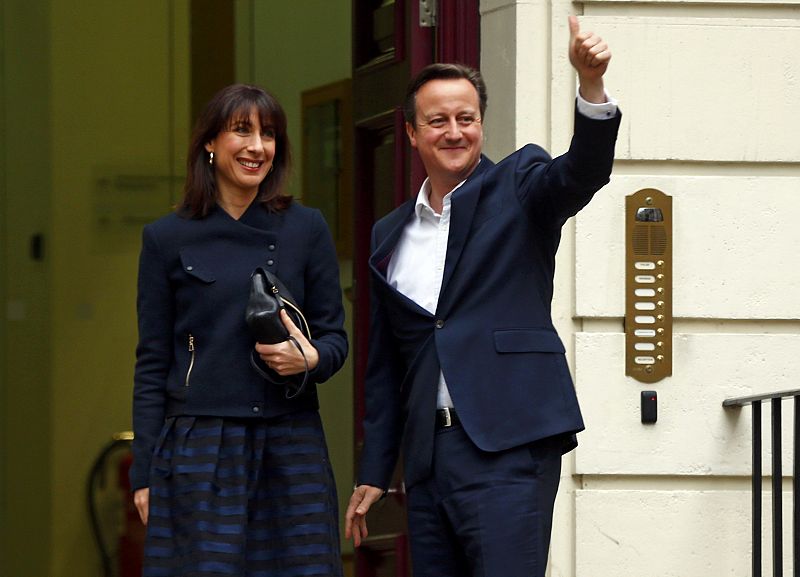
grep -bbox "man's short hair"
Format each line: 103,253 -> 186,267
403,63 -> 488,128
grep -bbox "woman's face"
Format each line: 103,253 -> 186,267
205,107 -> 276,199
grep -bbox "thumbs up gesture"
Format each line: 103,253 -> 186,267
568,15 -> 611,102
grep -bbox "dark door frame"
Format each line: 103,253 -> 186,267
351,1 -> 481,575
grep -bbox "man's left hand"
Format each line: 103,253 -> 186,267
568,15 -> 611,103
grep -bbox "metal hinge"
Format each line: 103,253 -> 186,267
420,0 -> 437,27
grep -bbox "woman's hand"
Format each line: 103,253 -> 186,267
134,487 -> 150,525
255,309 -> 319,375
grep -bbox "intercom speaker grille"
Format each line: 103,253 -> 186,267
632,226 -> 649,255
650,226 -> 667,255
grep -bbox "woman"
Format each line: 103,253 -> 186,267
131,83 -> 347,576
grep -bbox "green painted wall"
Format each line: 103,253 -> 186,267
1,1 -> 53,575
48,2 -> 190,574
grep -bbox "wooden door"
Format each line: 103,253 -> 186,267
351,1 -> 479,575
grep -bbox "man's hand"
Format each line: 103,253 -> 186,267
255,309 -> 319,375
568,15 -> 611,103
344,485 -> 385,547
134,487 -> 149,525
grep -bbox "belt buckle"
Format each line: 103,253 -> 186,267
441,407 -> 452,428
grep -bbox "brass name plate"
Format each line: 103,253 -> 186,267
625,188 -> 672,383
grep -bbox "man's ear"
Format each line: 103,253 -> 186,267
405,122 -> 417,149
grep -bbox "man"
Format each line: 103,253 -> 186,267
345,16 -> 621,576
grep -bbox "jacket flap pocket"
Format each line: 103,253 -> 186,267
179,247 -> 216,283
494,328 -> 565,353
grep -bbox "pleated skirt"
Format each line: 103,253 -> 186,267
143,411 -> 343,577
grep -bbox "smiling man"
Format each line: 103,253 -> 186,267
346,16 -> 622,577
406,77 -> 484,208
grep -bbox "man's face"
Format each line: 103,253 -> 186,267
406,78 -> 483,191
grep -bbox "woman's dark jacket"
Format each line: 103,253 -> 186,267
130,200 -> 348,491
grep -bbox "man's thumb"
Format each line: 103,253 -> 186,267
568,15 -> 580,39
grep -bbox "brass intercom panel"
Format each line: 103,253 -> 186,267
625,189 -> 672,383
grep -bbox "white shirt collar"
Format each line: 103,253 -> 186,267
413,176 -> 470,219
414,179 -> 436,219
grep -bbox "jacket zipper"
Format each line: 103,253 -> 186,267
184,334 -> 195,387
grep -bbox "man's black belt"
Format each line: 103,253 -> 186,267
435,407 -> 461,430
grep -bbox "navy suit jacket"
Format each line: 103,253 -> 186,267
358,107 -> 622,490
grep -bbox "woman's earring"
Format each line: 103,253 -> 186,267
209,152 -> 214,165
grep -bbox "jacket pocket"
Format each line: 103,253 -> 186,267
493,328 -> 566,353
179,247 -> 216,283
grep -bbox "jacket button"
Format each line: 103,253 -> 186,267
252,406 -> 260,413
435,319 -> 444,329
186,266 -> 193,271
268,244 -> 276,251
267,259 -> 274,266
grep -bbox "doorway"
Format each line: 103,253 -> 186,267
351,1 -> 479,574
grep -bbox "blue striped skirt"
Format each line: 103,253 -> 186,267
144,412 -> 342,577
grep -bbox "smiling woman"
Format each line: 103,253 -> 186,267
205,110 -> 276,218
179,84 -> 293,220
131,83 -> 348,577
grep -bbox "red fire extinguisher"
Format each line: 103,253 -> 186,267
88,432 -> 144,577
118,451 -> 145,577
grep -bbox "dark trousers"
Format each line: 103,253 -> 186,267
406,423 -> 562,577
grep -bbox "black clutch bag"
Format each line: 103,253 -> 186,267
245,267 -> 311,398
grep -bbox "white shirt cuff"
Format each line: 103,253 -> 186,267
576,89 -> 618,119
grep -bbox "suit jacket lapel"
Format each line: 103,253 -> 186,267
368,200 -> 434,316
439,156 -> 493,298
369,200 -> 415,279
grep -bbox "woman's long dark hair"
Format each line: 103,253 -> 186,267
179,84 -> 292,218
